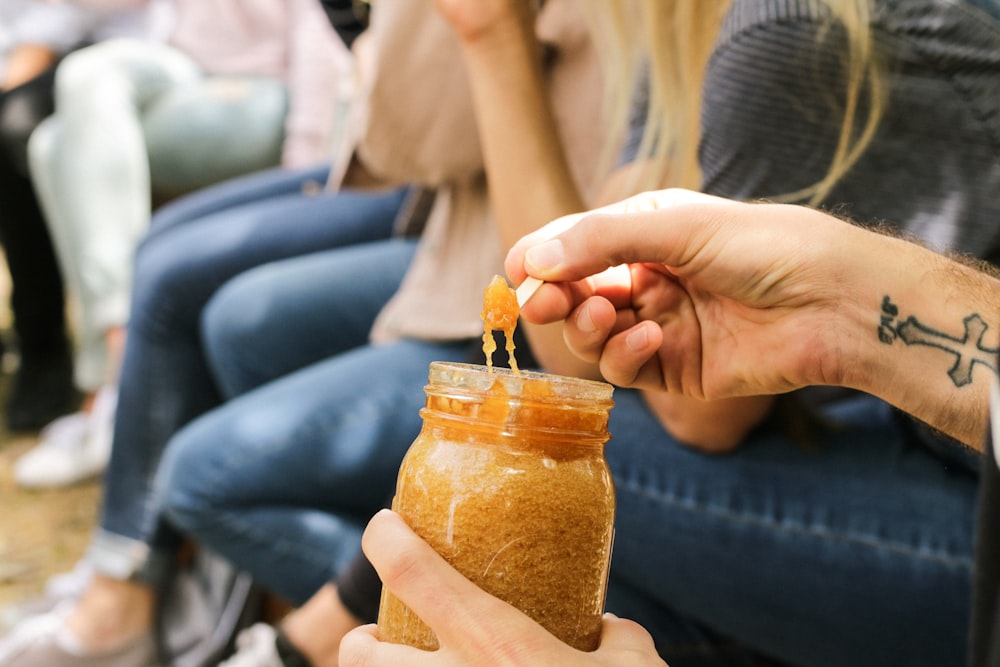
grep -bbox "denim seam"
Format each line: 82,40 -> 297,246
178,382 -> 406,570
618,478 -> 973,571
198,510 -> 347,579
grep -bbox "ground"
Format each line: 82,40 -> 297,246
0,265 -> 100,610
0,433 -> 99,608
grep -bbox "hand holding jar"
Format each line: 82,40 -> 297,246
338,509 -> 669,667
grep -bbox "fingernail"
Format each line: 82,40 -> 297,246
525,239 -> 565,273
626,326 -> 648,352
577,302 -> 597,333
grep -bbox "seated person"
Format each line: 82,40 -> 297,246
15,0 -> 349,488
342,188 -> 1000,666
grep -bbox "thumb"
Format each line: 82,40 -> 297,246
506,188 -> 721,284
597,613 -> 660,654
522,195 -> 729,283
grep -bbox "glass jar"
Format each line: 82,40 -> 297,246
376,361 -> 616,652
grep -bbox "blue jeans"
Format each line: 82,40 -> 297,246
155,244 -> 473,604
604,390 -> 976,667
88,165 -> 407,580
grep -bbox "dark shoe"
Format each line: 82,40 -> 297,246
5,353 -> 80,432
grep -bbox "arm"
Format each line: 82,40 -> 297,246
507,189 -> 1000,450
1,44 -> 57,90
338,510 -> 668,666
433,0 -> 598,379
2,0 -> 95,91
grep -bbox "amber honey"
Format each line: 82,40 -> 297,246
481,274 -> 520,373
376,362 -> 615,651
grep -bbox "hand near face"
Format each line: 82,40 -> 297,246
431,0 -> 535,43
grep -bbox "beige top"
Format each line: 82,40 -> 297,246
335,0 -> 608,343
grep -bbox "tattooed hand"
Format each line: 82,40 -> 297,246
506,190 -> 854,397
506,189 -> 1000,448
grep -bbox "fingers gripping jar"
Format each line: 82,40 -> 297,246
377,361 -> 616,652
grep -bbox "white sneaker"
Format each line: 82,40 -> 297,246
1,561 -> 93,634
0,601 -> 158,666
44,561 -> 94,602
13,386 -> 117,489
219,624 -> 282,667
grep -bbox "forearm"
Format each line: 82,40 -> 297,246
1,44 -> 57,90
835,225 -> 1000,450
458,10 -> 582,245
456,8 -> 596,377
280,0 -> 350,168
648,225 -> 1000,451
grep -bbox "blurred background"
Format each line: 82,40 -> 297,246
0,257 -> 97,609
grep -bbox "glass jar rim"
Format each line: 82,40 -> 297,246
428,361 -> 614,405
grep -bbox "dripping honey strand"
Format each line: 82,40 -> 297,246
481,275 -> 520,374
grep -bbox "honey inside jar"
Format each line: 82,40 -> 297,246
376,363 -> 615,652
481,274 -> 520,374
376,276 -> 616,652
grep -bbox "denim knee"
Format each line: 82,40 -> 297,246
129,228 -> 212,336
154,428 -> 213,538
199,274 -> 269,391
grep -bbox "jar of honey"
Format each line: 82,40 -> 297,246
376,361 -> 615,652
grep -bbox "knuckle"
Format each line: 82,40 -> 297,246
378,542 -> 426,591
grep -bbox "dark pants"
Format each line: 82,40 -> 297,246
0,66 -> 70,363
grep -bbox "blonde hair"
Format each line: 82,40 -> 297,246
582,0 -> 886,206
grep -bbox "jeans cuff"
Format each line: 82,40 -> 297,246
86,529 -> 172,586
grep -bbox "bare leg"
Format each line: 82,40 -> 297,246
63,576 -> 155,651
282,584 -> 363,667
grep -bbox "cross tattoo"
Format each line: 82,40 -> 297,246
880,296 -> 999,387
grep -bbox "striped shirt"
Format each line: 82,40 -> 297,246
699,0 -> 1000,260
626,0 -> 1000,260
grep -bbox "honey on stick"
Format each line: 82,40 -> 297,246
375,276 -> 616,652
481,274 -> 520,373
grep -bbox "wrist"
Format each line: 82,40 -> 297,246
815,223 -> 917,397
450,5 -> 536,51
838,231 -> 1000,448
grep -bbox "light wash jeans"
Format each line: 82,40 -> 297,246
156,245 -> 474,604
28,38 -> 288,390
85,165 -> 407,582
